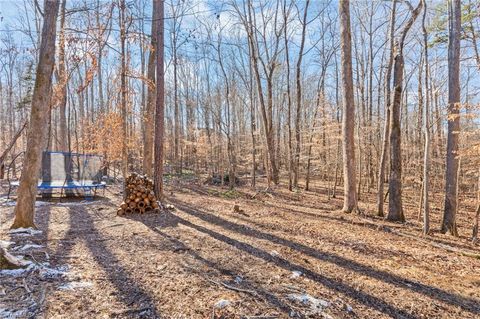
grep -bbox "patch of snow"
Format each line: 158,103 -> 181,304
58,281 -> 93,290
0,198 -> 16,207
270,250 -> 280,257
8,228 -> 43,236
38,265 -> 69,280
290,270 -> 302,279
35,201 -> 50,207
0,308 -> 28,319
0,263 -> 35,277
56,201 -> 96,206
288,293 -> 330,314
16,244 -> 44,251
214,299 -> 231,309
1,200 -> 51,207
0,240 -> 14,249
234,276 -> 243,284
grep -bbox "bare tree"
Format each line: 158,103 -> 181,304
387,0 -> 423,222
12,0 -> 60,229
377,0 -> 396,217
282,0 -> 293,191
235,0 -> 283,186
293,0 -> 310,188
56,0 -> 68,152
339,0 -> 357,213
154,0 -> 165,199
421,0 -> 431,234
143,0 -> 159,177
442,0 -> 461,236
119,0 -> 128,179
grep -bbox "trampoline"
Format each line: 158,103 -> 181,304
10,151 -> 107,200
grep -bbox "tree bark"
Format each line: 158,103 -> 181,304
119,0 -> 128,179
377,0 -> 396,217
283,0 -> 293,191
143,0 -> 158,177
57,0 -> 68,152
12,0 -> 60,229
473,169 -> 480,242
387,0 -> 423,222
293,0 -> 310,188
442,0 -> 461,236
387,51 -> 405,221
153,0 -> 165,200
339,0 -> 357,213
421,0 -> 431,235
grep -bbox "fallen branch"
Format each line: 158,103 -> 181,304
0,247 -> 29,270
22,278 -> 31,293
207,277 -> 258,297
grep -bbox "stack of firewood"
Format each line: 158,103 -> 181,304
117,173 -> 160,215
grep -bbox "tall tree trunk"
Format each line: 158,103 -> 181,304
266,78 -> 279,186
305,87 -> 321,191
57,0 -> 68,152
339,0 -> 357,213
96,0 -> 105,112
377,0 -> 396,217
387,52 -> 405,221
244,1 -> 277,186
472,169 -> 480,242
12,0 -> 60,229
283,0 -> 293,191
173,41 -> 180,174
421,0 -> 431,235
119,0 -> 128,179
367,2 -> 375,191
143,0 -> 158,177
249,48 -> 256,189
293,0 -> 310,188
154,0 -> 165,200
442,0 -> 461,236
387,1 -> 423,222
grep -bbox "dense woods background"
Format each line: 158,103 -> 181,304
1,0 -> 480,235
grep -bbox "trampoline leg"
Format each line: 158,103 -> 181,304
41,190 -> 52,199
84,187 -> 93,201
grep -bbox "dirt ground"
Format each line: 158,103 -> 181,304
1,176 -> 479,319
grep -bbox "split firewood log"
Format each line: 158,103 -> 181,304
118,173 -> 162,215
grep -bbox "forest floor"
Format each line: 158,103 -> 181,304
1,175 -> 480,319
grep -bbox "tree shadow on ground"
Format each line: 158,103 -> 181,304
134,207 -> 415,318
230,213 -> 415,261
52,206 -> 161,318
179,184 -> 406,233
168,198 -> 480,317
182,184 -> 480,254
128,211 -> 301,316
